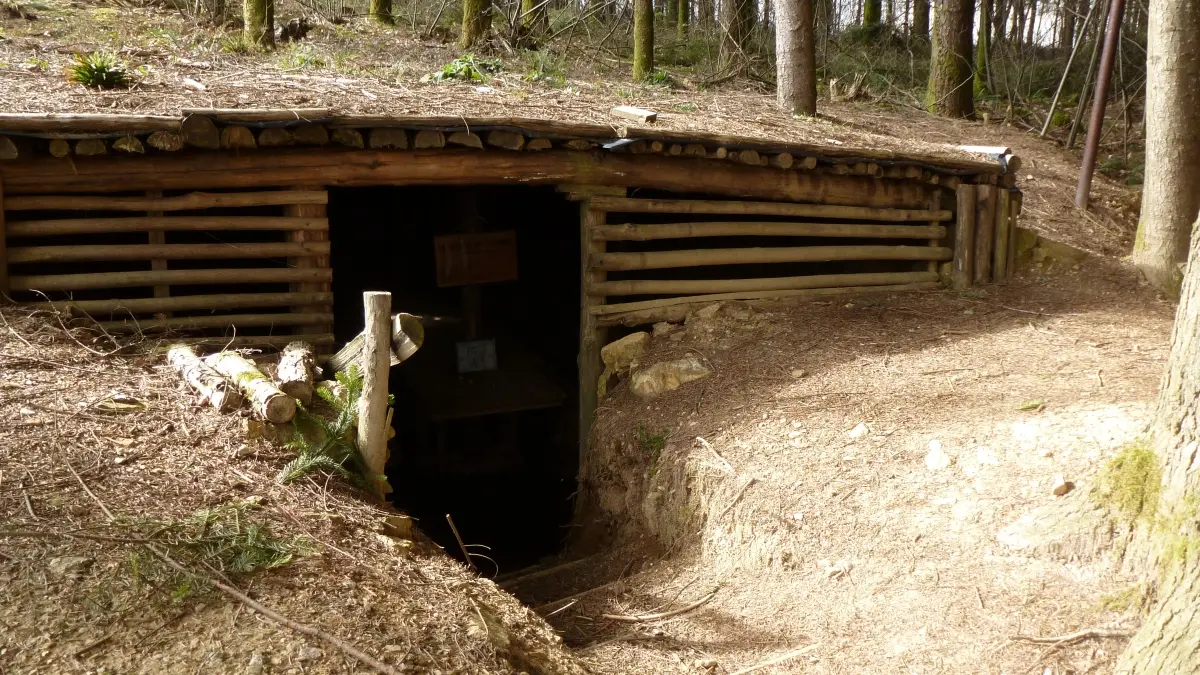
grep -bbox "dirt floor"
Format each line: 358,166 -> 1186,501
505,256 -> 1174,675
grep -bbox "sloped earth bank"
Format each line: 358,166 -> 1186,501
526,258 -> 1173,674
0,310 -> 585,674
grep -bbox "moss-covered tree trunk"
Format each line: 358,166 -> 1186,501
667,0 -> 678,24
244,0 -> 273,47
912,0 -> 930,37
863,0 -> 883,26
1115,211 -> 1200,673
926,0 -> 976,118
775,0 -> 816,114
975,0 -> 992,94
369,0 -> 393,23
521,0 -> 549,34
678,0 -> 690,38
992,0 -> 1009,41
459,0 -> 492,49
1130,0 -> 1200,296
633,0 -> 655,80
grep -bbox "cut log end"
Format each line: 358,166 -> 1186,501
146,131 -> 185,151
263,394 -> 298,425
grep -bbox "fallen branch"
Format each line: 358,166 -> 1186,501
1011,627 -> 1135,644
729,644 -> 821,675
168,345 -> 243,413
599,589 -> 717,622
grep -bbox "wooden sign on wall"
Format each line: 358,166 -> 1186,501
434,231 -> 519,287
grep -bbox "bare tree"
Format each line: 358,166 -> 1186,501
370,0 -> 392,23
926,0 -> 976,117
634,0 -> 655,80
1131,0 -> 1200,294
459,0 -> 492,48
912,0 -> 930,37
244,0 -> 274,47
776,0 -> 817,114
863,0 -> 883,26
976,0 -> 993,94
721,0 -> 755,66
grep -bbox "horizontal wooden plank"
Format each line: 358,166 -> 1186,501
11,267 -> 332,291
594,282 -> 942,323
7,216 -> 329,237
28,292 -> 333,315
9,241 -> 329,264
100,312 -> 334,333
594,246 -> 953,271
593,221 -> 947,241
587,197 -> 952,222
589,271 -> 939,296
180,108 -> 332,123
0,113 -> 181,134
4,190 -> 328,212
155,333 -> 336,348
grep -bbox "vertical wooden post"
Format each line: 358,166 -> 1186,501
358,291 -> 392,498
1007,190 -> 1022,279
952,184 -> 976,290
578,201 -> 607,477
146,190 -> 170,309
286,186 -> 331,339
992,187 -> 1011,280
0,177 -> 8,298
974,185 -> 996,284
926,188 -> 943,275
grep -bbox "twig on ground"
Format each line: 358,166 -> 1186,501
729,643 -> 822,675
599,589 -> 717,622
1011,627 -> 1135,645
715,477 -> 757,521
21,471 -> 39,521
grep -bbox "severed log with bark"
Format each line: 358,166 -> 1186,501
167,345 -> 243,413
205,351 -> 297,424
326,313 -> 424,374
275,341 -> 317,406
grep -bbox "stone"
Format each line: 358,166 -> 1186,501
601,332 -> 649,373
847,422 -> 869,439
48,556 -> 94,578
695,657 -> 718,669
790,369 -> 807,378
692,303 -> 722,320
651,321 -> 677,337
297,646 -> 323,661
246,652 -> 264,674
1052,475 -> 1075,496
925,441 -> 952,471
631,356 -> 710,399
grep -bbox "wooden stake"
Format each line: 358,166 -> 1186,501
952,184 -> 976,290
1007,191 -> 1022,279
578,203 -> 607,493
0,137 -> 19,160
0,177 -> 7,296
993,187 -> 1011,280
357,291 -> 392,497
974,185 -> 995,283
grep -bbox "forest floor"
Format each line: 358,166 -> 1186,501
0,3 -> 1163,674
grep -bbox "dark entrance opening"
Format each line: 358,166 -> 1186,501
329,185 -> 581,574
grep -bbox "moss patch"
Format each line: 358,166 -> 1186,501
1092,440 -> 1162,523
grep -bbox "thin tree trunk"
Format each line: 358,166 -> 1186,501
913,0 -> 930,37
1131,0 -> 1200,294
634,0 -> 655,80
521,0 -> 549,32
1059,0 -> 1077,47
1026,0 -> 1038,42
926,0 -> 976,117
721,0 -> 751,66
458,0 -> 492,48
1115,211 -> 1200,672
976,0 -> 993,93
369,0 -> 393,23
776,0 -> 817,114
864,0 -> 882,25
678,0 -> 690,36
993,0 -> 1009,40
1012,0 -> 1025,44
244,0 -> 274,47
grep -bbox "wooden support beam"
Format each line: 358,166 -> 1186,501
592,221 -> 947,241
28,292 -> 333,315
0,177 -> 7,295
586,197 -> 951,222
952,184 -> 976,290
1007,191 -> 1022,279
286,185 -> 331,337
992,188 -> 1011,280
357,291 -> 392,497
7,241 -> 330,263
594,245 -> 952,271
0,151 -> 934,209
974,185 -> 996,284
100,312 -> 335,333
7,216 -> 328,236
146,190 -> 169,306
4,190 -> 327,212
578,202 -> 607,490
926,189 -> 942,276
11,267 -> 332,292
590,271 -> 939,296
164,333 -> 334,348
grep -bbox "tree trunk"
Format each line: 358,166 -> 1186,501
521,0 -> 549,33
678,0 -> 690,37
976,0 -> 993,93
1130,0 -> 1200,295
275,341 -> 317,407
458,0 -> 492,49
863,0 -> 883,25
167,345 -> 243,413
776,0 -> 817,114
721,0 -> 752,66
887,0 -> 895,24
1115,211 -> 1200,672
926,0 -> 976,118
993,0 -> 1009,41
1026,0 -> 1038,42
206,352 -> 296,424
369,0 -> 393,23
912,0 -> 930,38
1059,0 -> 1078,48
668,0 -> 679,24
1012,0 -> 1025,44
243,0 -> 274,47
634,0 -> 655,80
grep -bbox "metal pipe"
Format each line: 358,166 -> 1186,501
1075,0 -> 1126,209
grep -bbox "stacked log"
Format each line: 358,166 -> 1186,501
205,351 -> 297,424
167,345 -> 243,413
275,341 -> 317,406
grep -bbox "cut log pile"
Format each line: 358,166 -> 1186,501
167,341 -> 319,424
0,111 -> 1017,189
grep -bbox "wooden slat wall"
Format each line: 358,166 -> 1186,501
1,189 -> 334,349
584,196 -> 953,327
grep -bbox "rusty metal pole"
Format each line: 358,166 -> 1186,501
1075,0 -> 1126,209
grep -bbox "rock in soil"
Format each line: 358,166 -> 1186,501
601,332 -> 650,373
631,355 -> 710,399
47,556 -> 94,579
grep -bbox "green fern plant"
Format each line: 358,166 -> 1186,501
277,366 -> 386,487
69,52 -> 130,89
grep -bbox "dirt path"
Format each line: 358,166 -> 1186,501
542,258 -> 1171,674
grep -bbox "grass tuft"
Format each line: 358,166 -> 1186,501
68,52 -> 130,89
1092,440 -> 1162,523
430,53 -> 502,83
